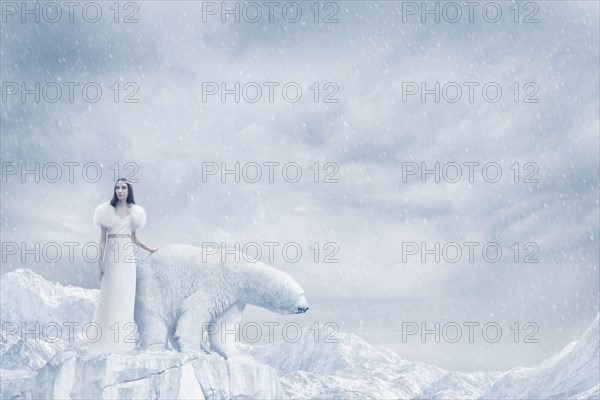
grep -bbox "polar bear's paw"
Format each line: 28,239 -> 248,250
221,350 -> 252,361
172,292 -> 215,355
144,342 -> 168,352
172,333 -> 211,355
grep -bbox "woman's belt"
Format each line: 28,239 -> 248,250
107,234 -> 132,238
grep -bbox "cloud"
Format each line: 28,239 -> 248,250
1,0 -> 598,371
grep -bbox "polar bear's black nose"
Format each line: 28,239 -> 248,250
297,306 -> 309,313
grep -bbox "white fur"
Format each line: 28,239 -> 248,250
134,243 -> 309,358
93,201 -> 146,230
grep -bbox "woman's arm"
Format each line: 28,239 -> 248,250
98,226 -> 107,280
132,230 -> 158,253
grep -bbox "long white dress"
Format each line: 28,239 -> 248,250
88,201 -> 146,354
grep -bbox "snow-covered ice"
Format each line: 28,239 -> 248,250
1,268 -> 598,399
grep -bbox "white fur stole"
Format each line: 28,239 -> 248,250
93,201 -> 147,230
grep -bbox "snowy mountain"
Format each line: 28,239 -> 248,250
1,268 -> 598,399
241,327 -> 494,399
243,319 -> 599,399
482,314 -> 599,399
0,269 -> 285,399
0,268 -> 96,327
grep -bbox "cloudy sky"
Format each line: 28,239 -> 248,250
1,1 -> 598,371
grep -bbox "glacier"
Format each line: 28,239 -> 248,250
1,268 -> 598,399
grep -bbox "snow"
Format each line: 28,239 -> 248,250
482,314 -> 599,399
29,350 -> 284,400
1,268 -> 598,399
0,268 -> 96,327
243,318 -> 598,399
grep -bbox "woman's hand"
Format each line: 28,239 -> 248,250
133,232 -> 158,254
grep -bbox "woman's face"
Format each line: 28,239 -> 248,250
114,182 -> 128,201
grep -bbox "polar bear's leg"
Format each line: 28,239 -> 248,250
210,302 -> 246,359
137,314 -> 169,351
173,292 -> 214,354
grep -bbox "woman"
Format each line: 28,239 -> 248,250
88,178 -> 158,354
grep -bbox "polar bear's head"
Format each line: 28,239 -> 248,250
270,277 -> 309,315
255,268 -> 308,314
238,263 -> 309,315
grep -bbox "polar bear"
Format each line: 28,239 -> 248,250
134,243 -> 309,358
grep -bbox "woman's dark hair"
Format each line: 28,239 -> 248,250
110,178 -> 136,207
